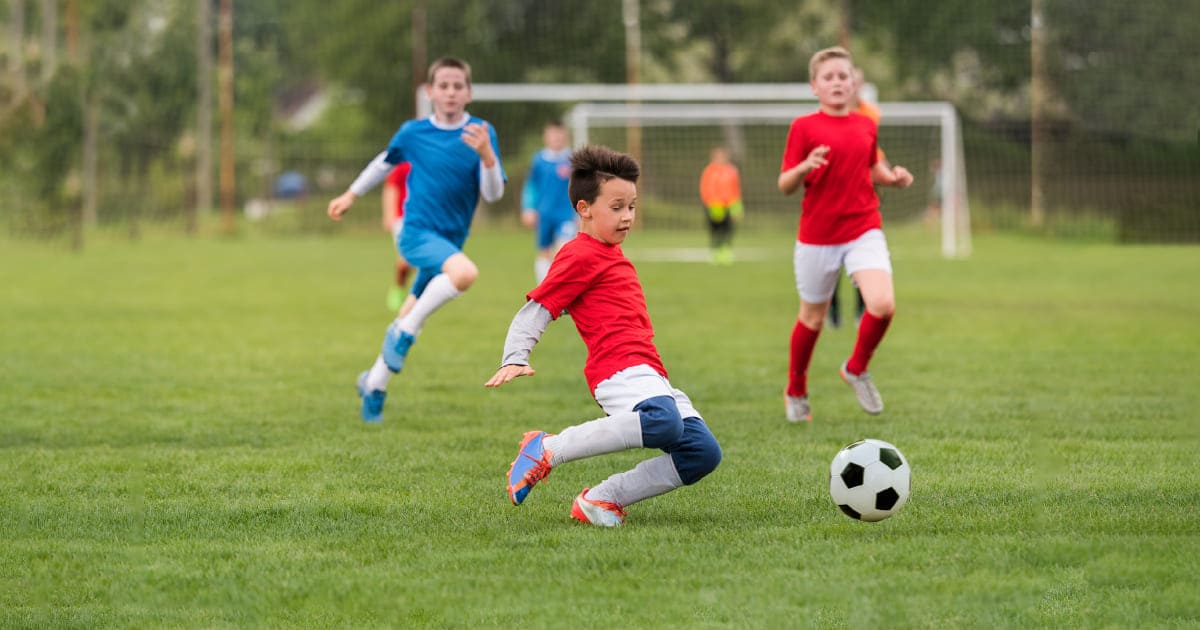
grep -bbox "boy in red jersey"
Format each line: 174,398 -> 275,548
486,145 -> 722,527
778,47 -> 913,422
381,162 -> 413,311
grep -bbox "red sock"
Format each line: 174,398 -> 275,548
846,311 -> 892,375
787,320 -> 821,397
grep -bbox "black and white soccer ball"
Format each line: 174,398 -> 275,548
829,438 -> 911,522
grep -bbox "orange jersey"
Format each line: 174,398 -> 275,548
699,162 -> 742,207
854,101 -> 886,162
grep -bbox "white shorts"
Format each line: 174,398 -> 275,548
793,228 -> 892,303
592,364 -> 701,420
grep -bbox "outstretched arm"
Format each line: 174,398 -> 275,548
485,300 -> 553,387
328,151 -> 395,220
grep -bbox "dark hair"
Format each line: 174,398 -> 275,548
427,56 -> 472,85
568,145 -> 640,206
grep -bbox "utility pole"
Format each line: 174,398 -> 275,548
622,0 -> 642,166
195,0 -> 214,234
1030,0 -> 1047,227
217,0 -> 235,233
411,2 -> 426,115
838,0 -> 851,49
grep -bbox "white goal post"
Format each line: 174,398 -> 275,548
419,83 -> 969,258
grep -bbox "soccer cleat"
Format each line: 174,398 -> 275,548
356,371 -> 386,423
570,488 -> 626,527
381,323 -> 416,373
840,360 -> 883,414
784,392 -> 812,423
507,431 -> 554,506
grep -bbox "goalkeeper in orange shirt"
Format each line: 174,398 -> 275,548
698,146 -> 744,265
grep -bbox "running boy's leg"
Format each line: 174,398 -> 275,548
788,241 -> 840,421
359,231 -> 477,420
841,229 -> 895,413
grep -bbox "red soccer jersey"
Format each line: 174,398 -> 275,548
386,162 -> 412,219
527,234 -> 667,394
780,111 -> 881,245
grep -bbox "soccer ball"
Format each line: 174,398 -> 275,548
829,438 -> 911,522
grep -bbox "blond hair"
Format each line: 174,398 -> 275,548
808,46 -> 853,82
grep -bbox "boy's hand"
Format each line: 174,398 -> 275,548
327,191 -> 356,220
462,122 -> 496,165
521,210 -> 537,228
485,364 -> 535,388
803,145 -> 831,172
891,165 -> 914,188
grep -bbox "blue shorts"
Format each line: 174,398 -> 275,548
536,216 -> 578,250
400,228 -> 466,297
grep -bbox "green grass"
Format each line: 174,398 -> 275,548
2,224 -> 1198,628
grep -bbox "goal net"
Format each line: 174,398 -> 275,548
566,101 -> 971,258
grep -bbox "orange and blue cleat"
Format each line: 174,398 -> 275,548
507,431 -> 554,506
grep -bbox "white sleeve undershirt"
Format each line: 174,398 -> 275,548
480,161 -> 505,203
500,300 -> 552,366
348,151 -> 396,197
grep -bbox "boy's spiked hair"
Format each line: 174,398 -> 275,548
808,46 -> 852,82
568,145 -> 640,207
427,56 -> 472,85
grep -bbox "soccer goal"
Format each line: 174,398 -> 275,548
565,101 -> 971,258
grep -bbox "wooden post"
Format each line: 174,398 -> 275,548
217,0 -> 235,233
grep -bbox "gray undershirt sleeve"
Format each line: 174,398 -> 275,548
348,151 -> 395,197
500,300 -> 553,366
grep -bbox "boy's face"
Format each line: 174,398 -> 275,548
544,126 -> 568,151
426,67 -> 471,119
578,177 -> 637,245
811,57 -> 854,111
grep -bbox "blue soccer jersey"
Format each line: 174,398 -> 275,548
384,115 -> 505,241
522,148 -> 573,223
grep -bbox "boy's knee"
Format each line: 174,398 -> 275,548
634,395 -> 683,449
672,418 -> 722,485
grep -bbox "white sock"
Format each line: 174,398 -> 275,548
543,410 -> 642,467
587,454 -> 684,507
365,355 -> 392,391
534,258 -> 551,284
399,273 -> 461,336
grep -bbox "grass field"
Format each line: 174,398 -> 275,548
2,223 -> 1198,628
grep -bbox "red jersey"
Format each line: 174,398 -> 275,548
385,162 -> 412,219
527,234 -> 667,394
780,111 -> 880,245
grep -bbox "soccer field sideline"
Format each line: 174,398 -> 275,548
1,226 -> 1198,627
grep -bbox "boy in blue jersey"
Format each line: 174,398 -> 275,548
327,56 -> 506,422
520,122 -> 577,283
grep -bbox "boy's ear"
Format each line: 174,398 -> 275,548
575,200 -> 590,219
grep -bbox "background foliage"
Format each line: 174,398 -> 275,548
1,0 -> 1197,244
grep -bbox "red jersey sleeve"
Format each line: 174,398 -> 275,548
526,240 -> 594,317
